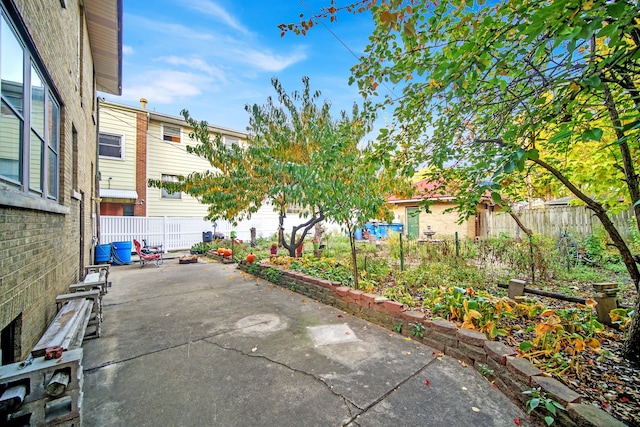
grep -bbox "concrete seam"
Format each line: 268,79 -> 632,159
342,357 -> 439,426
83,318 -> 276,374
203,338 -> 365,417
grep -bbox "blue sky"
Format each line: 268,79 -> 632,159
101,0 -> 378,133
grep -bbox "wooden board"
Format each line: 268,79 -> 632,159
31,299 -> 93,358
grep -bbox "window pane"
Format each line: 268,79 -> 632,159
0,100 -> 22,182
29,130 -> 42,193
47,94 -> 59,150
31,66 -> 45,136
163,125 -> 181,143
47,146 -> 57,198
161,174 -> 181,199
98,133 -> 122,158
1,16 -> 24,115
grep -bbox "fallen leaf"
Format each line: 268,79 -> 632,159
337,315 -> 343,318
514,418 -> 521,426
302,299 -> 307,304
404,337 -> 412,341
345,331 -> 350,335
425,379 -> 431,387
471,407 -> 480,412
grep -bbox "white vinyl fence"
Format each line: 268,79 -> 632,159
99,215 -> 341,251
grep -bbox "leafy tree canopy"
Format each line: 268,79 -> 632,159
150,76 -> 411,258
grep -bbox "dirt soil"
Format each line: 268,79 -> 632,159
508,283 -> 640,427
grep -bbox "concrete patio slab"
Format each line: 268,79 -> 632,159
81,258 -> 532,426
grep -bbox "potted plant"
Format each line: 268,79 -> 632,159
270,243 -> 278,260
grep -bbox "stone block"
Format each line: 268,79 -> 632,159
484,341 -> 517,365
445,346 -> 473,366
334,286 -> 350,297
426,319 -> 458,336
382,300 -> 403,315
422,336 -> 446,352
532,376 -> 581,406
485,355 -> 508,377
508,279 -> 526,300
424,329 -> 458,348
400,310 -> 425,322
348,289 -> 363,301
566,403 -> 627,427
361,293 -> 377,305
458,341 -> 487,363
347,302 -> 362,314
492,375 -> 529,405
456,328 -> 487,347
316,279 -> 333,289
506,356 -> 543,386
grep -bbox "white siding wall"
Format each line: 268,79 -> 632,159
146,120 -> 215,217
98,105 -> 137,191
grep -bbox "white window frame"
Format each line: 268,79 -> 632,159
223,135 -> 239,148
98,132 -> 125,160
161,174 -> 181,199
162,124 -> 181,144
0,7 -> 60,203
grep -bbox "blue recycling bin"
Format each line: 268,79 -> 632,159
355,228 -> 363,240
389,223 -> 404,234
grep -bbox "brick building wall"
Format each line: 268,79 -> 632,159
0,0 -> 105,361
134,111 -> 148,217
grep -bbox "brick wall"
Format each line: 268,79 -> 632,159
0,0 -> 99,360
134,111 -> 148,217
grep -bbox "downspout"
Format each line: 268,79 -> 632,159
95,96 -> 101,244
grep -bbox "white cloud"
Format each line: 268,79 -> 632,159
240,47 -> 307,72
120,70 -> 215,105
184,0 -> 250,34
123,45 -> 134,55
156,55 -> 227,82
125,14 -> 214,41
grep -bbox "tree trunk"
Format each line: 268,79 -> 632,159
347,224 -> 359,290
282,213 -> 325,257
531,158 -> 640,290
623,296 -> 640,365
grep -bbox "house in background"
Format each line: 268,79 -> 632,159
0,0 -> 122,362
97,99 -> 248,218
387,179 -> 491,240
97,100 -> 305,247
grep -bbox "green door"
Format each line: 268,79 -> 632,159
406,207 -> 420,240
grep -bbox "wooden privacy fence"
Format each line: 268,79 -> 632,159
482,206 -> 635,240
99,215 -> 342,252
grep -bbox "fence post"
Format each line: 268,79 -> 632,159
399,233 -> 404,271
455,232 -> 459,257
163,216 -> 168,251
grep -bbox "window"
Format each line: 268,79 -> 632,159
99,132 -> 123,159
162,125 -> 181,143
122,204 -> 134,216
0,10 -> 60,200
161,174 -> 181,199
223,136 -> 239,148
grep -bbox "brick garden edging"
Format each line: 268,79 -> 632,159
237,260 -> 625,427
